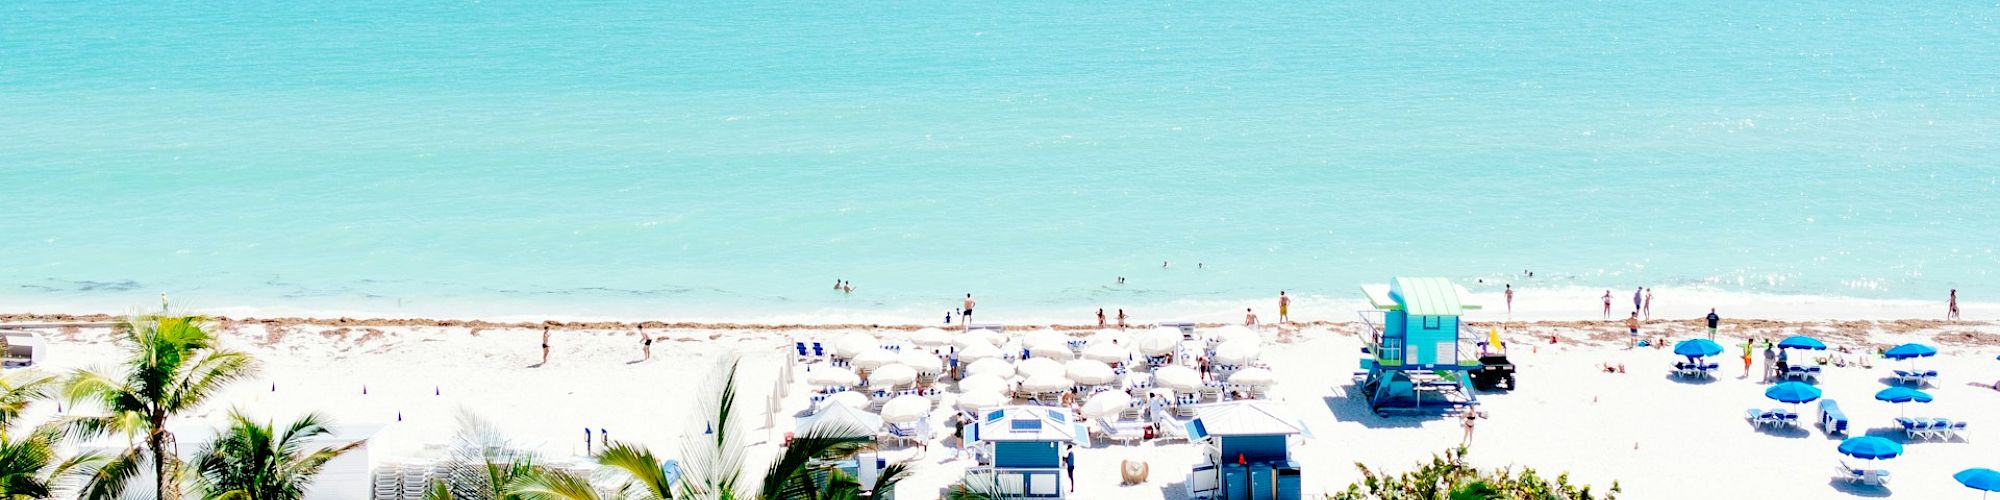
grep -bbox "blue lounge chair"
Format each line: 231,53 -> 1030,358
1818,400 -> 1848,436
796,342 -> 810,360
1746,409 -> 1778,427
812,342 -> 826,358
1836,462 -> 1890,486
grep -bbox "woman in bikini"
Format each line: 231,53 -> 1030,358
540,326 -> 551,365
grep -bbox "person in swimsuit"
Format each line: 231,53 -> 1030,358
1642,288 -> 1654,320
1278,291 -> 1290,323
1948,289 -> 1960,321
1097,308 -> 1106,328
962,294 -> 976,329
1244,308 -> 1258,326
1117,309 -> 1128,328
1504,284 -> 1514,319
1624,312 -> 1639,349
540,326 -> 551,365
1601,290 -> 1612,319
639,326 -> 652,361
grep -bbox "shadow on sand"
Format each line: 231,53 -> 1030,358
1664,373 -> 1718,385
1825,478 -> 1892,497
1323,392 -> 1429,429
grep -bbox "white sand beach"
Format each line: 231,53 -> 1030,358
5,311 -> 1998,499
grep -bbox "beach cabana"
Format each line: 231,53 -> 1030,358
1183,402 -> 1308,500
1356,277 -> 1482,414
964,406 -> 1088,498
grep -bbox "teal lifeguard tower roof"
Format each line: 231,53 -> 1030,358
1362,277 -> 1481,315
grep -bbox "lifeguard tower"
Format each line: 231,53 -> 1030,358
963,406 -> 1089,498
1183,401 -> 1310,500
1355,277 -> 1481,415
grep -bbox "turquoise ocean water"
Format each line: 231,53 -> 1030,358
3,1 -> 1997,322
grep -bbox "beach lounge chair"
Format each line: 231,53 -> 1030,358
1778,411 -> 1800,427
1896,417 -> 1933,440
883,423 -> 920,447
1893,370 -> 1923,385
812,342 -> 826,358
796,342 -> 811,361
1746,409 -> 1779,427
1817,400 -> 1848,436
1095,419 -> 1147,444
1835,462 -> 1890,486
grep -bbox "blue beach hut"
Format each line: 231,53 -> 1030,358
1182,402 -> 1311,500
1356,277 -> 1482,414
963,406 -> 1088,498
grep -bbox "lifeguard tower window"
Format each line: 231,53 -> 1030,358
1011,419 -> 1042,432
1381,338 -> 1403,362
1422,316 -> 1441,329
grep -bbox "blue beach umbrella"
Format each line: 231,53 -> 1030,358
1765,382 -> 1822,404
1956,468 -> 2000,498
1875,387 -> 1934,416
1885,343 -> 1937,359
1837,436 -> 1904,460
1674,338 -> 1724,358
1777,335 -> 1826,350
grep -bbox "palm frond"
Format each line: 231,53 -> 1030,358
76,448 -> 145,500
594,442 -> 673,500
505,468 -> 605,500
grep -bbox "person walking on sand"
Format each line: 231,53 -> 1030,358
1504,284 -> 1514,319
639,326 -> 652,361
540,326 -> 551,365
1740,338 -> 1755,378
1624,312 -> 1640,349
1278,291 -> 1291,323
1460,410 -> 1479,444
1244,308 -> 1259,327
1761,343 -> 1777,382
1097,308 -> 1106,328
1948,289 -> 1960,321
1706,308 -> 1721,339
1642,288 -> 1653,320
1601,290 -> 1612,319
962,294 -> 976,329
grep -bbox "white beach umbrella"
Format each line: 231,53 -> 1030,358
850,348 -> 899,370
1081,341 -> 1130,364
808,367 -> 859,387
1207,324 -> 1259,345
965,358 -> 1015,378
952,330 -> 1001,349
1017,357 -> 1065,379
880,395 -> 932,424
957,374 -> 1010,395
910,328 -> 950,347
1154,366 -> 1204,392
1081,390 -> 1134,418
1213,341 -> 1261,365
955,391 -> 1009,411
1134,327 -> 1182,356
1023,330 -> 1070,351
1230,367 -> 1276,387
957,342 -> 1002,361
818,391 -> 868,411
1089,328 -> 1128,345
1065,359 -> 1116,385
834,332 -> 877,358
1020,374 -> 1072,394
898,351 -> 943,374
869,364 -> 917,388
1028,343 -> 1077,361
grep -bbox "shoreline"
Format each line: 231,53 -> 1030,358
7,311 -> 1996,348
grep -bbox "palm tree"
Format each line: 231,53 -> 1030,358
0,370 -> 107,499
61,314 -> 259,500
191,410 -> 364,500
421,412 -> 549,500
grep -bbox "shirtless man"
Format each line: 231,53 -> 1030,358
1277,291 -> 1291,323
962,294 -> 976,330
1601,290 -> 1612,319
1244,308 -> 1259,326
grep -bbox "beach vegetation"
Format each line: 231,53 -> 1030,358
1329,446 -> 1618,500
190,410 -> 364,500
60,314 -> 259,500
0,371 -> 108,499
